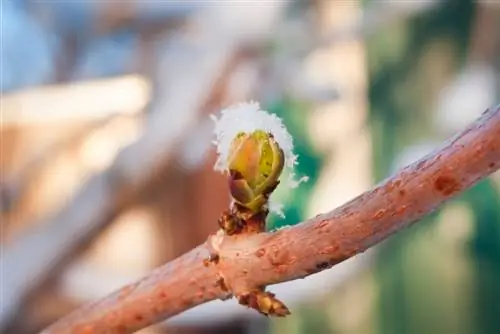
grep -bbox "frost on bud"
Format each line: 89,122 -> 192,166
211,102 -> 308,216
227,130 -> 285,213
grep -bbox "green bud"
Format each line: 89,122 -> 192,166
226,130 -> 285,213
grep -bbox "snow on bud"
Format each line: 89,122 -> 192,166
211,102 -> 308,216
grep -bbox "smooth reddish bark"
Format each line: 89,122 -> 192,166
42,105 -> 500,333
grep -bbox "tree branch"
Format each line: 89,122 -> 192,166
42,105 -> 500,333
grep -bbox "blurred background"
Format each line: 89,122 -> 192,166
1,0 -> 500,333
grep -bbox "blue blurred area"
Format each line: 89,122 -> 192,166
39,0 -> 97,34
134,1 -> 205,23
1,1 -> 58,91
1,0 -> 203,91
73,30 -> 138,80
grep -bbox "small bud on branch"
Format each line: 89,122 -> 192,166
210,103 -> 305,315
211,102 -> 308,218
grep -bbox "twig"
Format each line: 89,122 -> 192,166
42,105 -> 500,333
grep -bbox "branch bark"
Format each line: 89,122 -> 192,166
42,105 -> 500,334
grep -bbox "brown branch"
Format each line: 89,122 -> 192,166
42,105 -> 500,333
